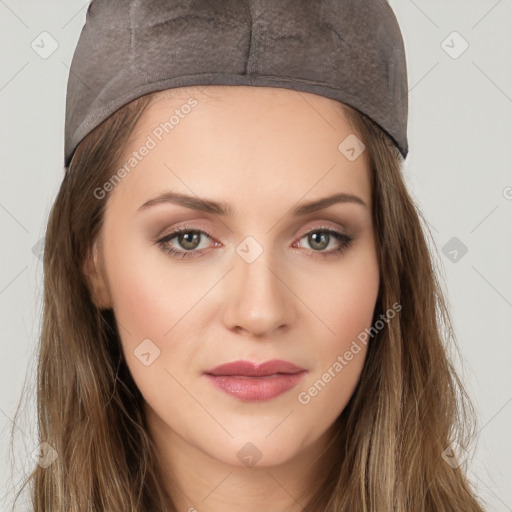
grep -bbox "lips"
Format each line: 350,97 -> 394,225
205,359 -> 305,377
204,359 -> 307,401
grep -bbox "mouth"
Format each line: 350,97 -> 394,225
203,359 -> 307,401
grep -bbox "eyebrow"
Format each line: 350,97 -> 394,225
138,190 -> 368,216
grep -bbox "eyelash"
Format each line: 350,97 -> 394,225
156,225 -> 354,260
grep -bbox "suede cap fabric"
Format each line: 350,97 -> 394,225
64,0 -> 409,168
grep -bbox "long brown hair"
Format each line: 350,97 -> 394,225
10,87 -> 486,511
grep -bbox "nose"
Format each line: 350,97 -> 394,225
221,244 -> 297,338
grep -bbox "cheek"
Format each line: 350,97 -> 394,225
303,250 -> 380,350
104,246 -> 201,414
101,232 -> 194,385
104,230 -> 200,342
109,265 -> 172,342
293,250 -> 379,415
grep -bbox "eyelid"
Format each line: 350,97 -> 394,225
157,224 -> 217,244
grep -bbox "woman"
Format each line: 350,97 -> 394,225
13,1 -> 486,510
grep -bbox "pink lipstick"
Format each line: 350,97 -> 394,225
204,359 -> 307,401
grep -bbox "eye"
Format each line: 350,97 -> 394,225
156,225 -> 214,260
155,225 -> 354,260
292,226 -> 354,258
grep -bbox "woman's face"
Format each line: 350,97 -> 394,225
88,85 -> 379,469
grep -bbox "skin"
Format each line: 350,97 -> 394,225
84,85 -> 380,512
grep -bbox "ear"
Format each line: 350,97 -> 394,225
82,239 -> 113,310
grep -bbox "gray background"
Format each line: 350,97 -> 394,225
1,1 -> 511,510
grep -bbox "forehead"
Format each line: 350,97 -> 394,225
139,84 -> 357,141
113,85 -> 371,214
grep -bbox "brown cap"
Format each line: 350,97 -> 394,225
64,0 -> 409,167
